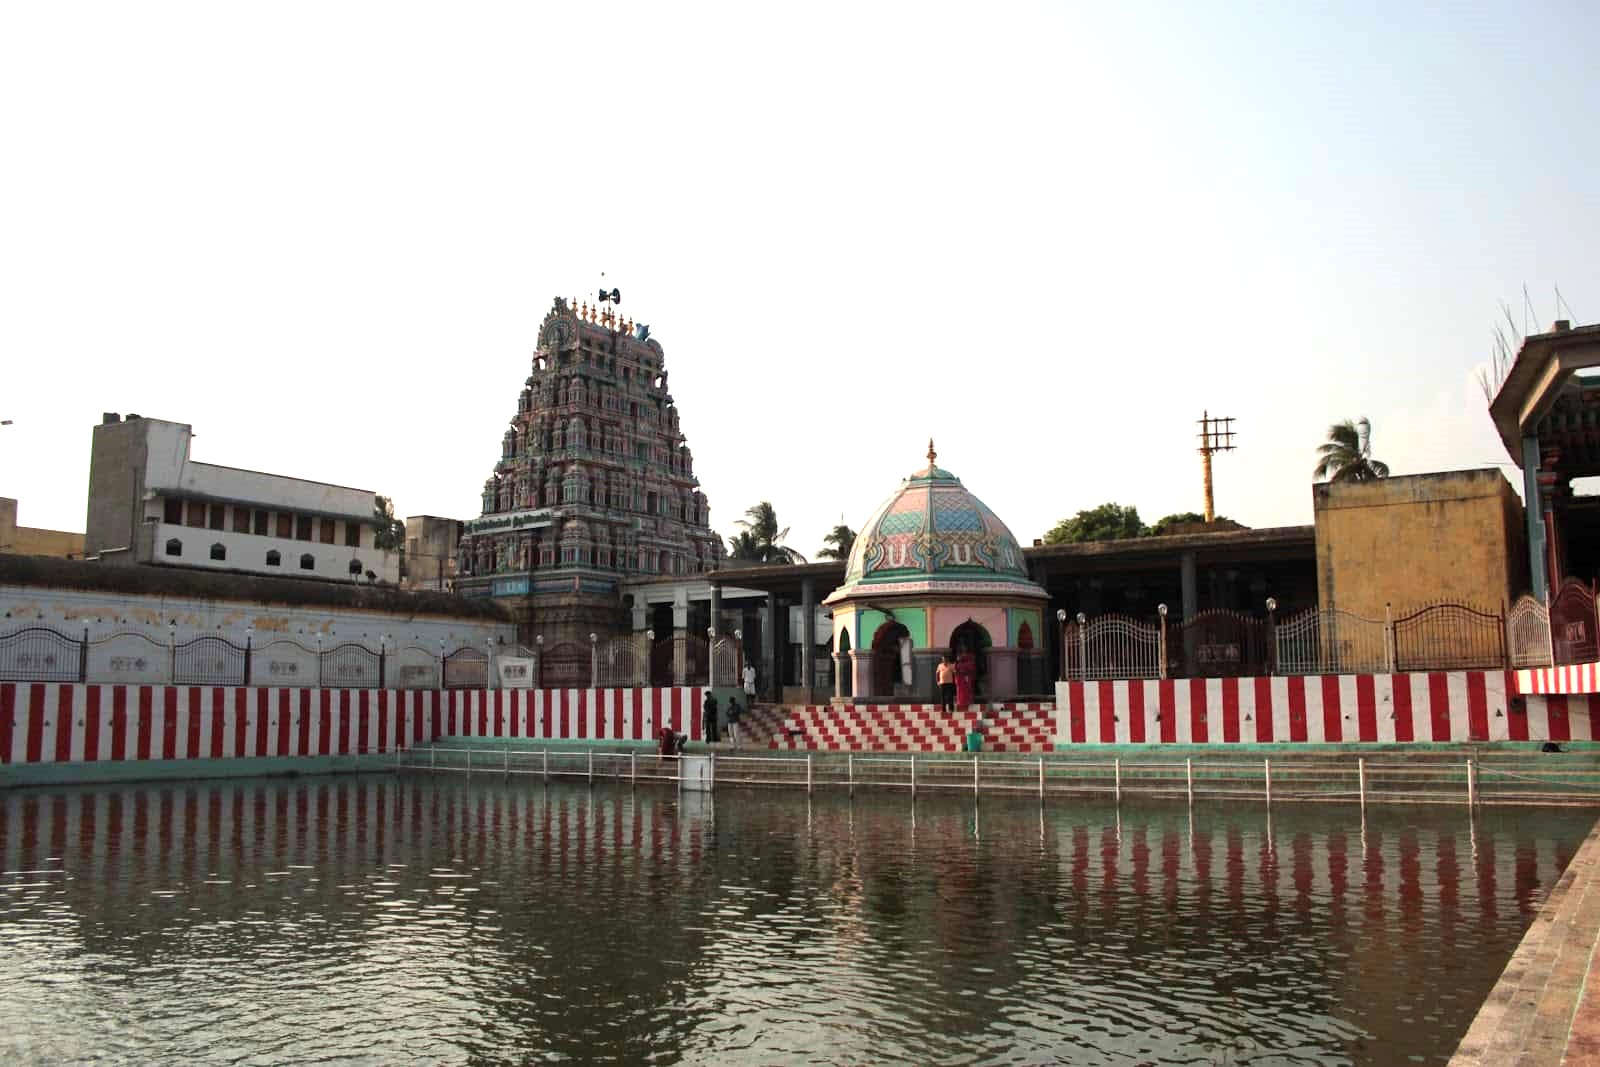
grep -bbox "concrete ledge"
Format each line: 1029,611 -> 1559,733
1450,816 -> 1600,1065
0,753 -> 395,788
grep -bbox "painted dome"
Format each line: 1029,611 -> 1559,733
826,443 -> 1045,603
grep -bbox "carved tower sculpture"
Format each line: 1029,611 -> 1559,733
456,297 -> 723,647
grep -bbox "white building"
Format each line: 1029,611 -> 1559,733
84,414 -> 400,584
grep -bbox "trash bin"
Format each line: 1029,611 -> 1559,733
966,731 -> 983,753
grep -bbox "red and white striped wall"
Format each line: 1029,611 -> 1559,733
1055,672 -> 1527,745
1,684 -> 703,767
1513,663 -> 1600,696
431,687 -> 702,744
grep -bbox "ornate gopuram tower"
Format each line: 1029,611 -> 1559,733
455,296 -> 723,655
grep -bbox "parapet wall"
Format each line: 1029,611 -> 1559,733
1055,673 -> 1564,745
1,684 -> 704,785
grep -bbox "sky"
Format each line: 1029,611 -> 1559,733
3,2 -> 1598,560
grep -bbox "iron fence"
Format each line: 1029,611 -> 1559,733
1507,596 -> 1554,669
172,635 -> 248,686
1273,609 -> 1390,675
595,637 -> 644,687
0,626 -> 84,682
1062,614 -> 1162,681
711,636 -> 741,687
1392,601 -> 1506,672
1169,610 -> 1270,678
443,647 -> 489,689
319,641 -> 384,688
1549,579 -> 1597,666
1061,598 -> 1530,681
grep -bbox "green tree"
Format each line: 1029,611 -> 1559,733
726,530 -> 763,561
1043,503 -> 1145,545
1313,417 -> 1390,483
731,502 -> 807,564
371,495 -> 405,583
1147,511 -> 1238,536
817,524 -> 856,561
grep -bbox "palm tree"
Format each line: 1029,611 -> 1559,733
735,502 -> 806,564
1314,417 -> 1391,483
817,524 -> 856,561
726,530 -> 763,561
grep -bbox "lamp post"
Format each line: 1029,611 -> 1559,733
1055,608 -> 1067,681
1265,598 -> 1278,675
1157,603 -> 1169,680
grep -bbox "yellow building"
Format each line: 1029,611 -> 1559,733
0,497 -> 84,559
1312,469 -> 1527,620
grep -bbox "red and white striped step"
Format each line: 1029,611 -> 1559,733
754,703 -> 1057,753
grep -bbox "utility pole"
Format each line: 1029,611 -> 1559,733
1197,412 -> 1236,523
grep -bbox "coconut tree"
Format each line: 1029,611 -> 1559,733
1313,418 -> 1390,483
726,530 -> 762,561
817,524 -> 856,561
733,502 -> 806,564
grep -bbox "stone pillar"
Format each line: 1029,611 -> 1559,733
1180,551 -> 1198,621
833,653 -> 845,700
849,649 -> 873,701
762,593 -> 777,700
986,648 -> 1019,701
1522,435 -> 1548,602
672,588 -> 689,686
709,584 -> 722,634
632,599 -> 648,632
911,650 -> 942,703
1538,447 -> 1565,593
800,577 -> 816,702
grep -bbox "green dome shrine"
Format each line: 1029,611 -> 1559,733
824,442 -> 1048,702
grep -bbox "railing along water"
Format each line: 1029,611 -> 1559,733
395,746 -> 1600,807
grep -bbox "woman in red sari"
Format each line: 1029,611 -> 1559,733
954,650 -> 977,708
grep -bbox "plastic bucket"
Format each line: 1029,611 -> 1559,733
966,732 -> 983,753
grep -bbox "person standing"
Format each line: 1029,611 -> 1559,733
726,697 -> 744,750
742,663 -> 757,701
936,655 -> 957,714
955,650 -> 977,709
702,691 -> 720,743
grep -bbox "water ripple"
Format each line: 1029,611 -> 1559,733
0,778 -> 1587,1065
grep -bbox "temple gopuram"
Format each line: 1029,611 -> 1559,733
455,296 -> 724,658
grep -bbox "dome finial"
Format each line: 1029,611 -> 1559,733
927,438 -> 937,467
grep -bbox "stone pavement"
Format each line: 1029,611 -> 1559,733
1450,815 -> 1600,1066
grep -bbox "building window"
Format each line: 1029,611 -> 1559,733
233,507 -> 250,534
187,500 -> 207,527
163,497 -> 183,524
349,559 -> 363,575
296,515 -> 313,541
266,550 -> 281,567
318,518 -> 335,544
210,542 -> 226,561
209,504 -> 226,531
165,538 -> 182,557
254,509 -> 268,536
277,513 -> 292,538
299,553 -> 315,570
345,522 -> 361,548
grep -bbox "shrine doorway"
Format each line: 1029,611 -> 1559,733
949,620 -> 991,698
870,621 -> 910,698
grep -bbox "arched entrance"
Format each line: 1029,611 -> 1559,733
837,630 -> 853,699
870,621 -> 910,698
949,620 -> 991,701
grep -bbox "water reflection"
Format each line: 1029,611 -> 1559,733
0,778 -> 1588,1066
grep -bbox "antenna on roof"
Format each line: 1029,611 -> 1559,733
1556,284 -> 1577,323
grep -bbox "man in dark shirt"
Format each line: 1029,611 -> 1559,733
702,691 -> 720,743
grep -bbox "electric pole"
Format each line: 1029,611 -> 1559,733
1197,412 -> 1236,523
